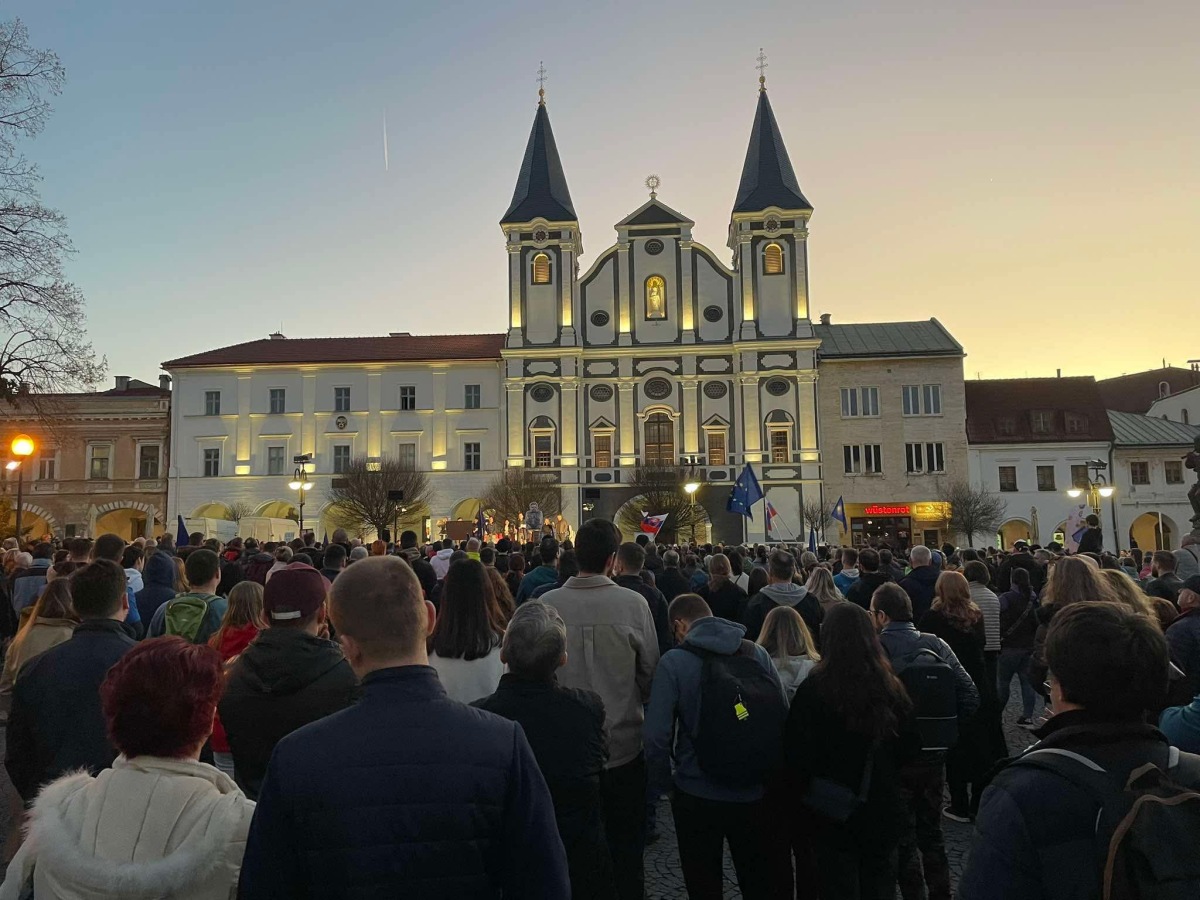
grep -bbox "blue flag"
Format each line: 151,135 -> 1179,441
726,463 -> 764,519
176,514 -> 189,547
831,496 -> 847,528
476,508 -> 488,539
808,527 -> 818,553
322,531 -> 330,547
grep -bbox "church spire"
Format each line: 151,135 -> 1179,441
500,65 -> 576,225
731,81 -> 811,215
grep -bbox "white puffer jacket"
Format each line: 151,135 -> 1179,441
1,755 -> 255,900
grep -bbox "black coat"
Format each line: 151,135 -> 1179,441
744,584 -> 824,645
135,551 -> 178,624
655,566 -> 692,603
218,628 -> 358,799
474,675 -> 616,900
1075,527 -> 1104,556
238,666 -> 570,900
695,579 -> 748,624
613,573 -> 672,655
845,570 -> 892,610
898,565 -> 940,621
996,552 -> 1045,593
5,618 -> 136,801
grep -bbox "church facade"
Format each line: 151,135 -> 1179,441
164,81 -> 968,547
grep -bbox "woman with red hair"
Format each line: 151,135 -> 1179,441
0,637 -> 255,900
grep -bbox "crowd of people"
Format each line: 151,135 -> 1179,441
0,521 -> 1198,898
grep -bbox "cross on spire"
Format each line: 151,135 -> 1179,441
756,48 -> 768,91
537,61 -> 548,105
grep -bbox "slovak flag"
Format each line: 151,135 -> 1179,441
640,513 -> 669,536
765,500 -> 781,535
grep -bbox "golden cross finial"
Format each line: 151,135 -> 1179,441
537,61 -> 548,105
756,48 -> 768,91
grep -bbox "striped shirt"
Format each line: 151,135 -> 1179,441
969,582 -> 1003,652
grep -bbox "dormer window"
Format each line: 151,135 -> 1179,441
996,417 -> 1016,437
764,242 -> 784,275
1030,410 -> 1053,434
1065,412 -> 1089,434
532,253 -> 551,285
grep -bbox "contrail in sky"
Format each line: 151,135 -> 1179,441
383,112 -> 389,172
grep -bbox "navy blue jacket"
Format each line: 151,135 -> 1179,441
135,551 -> 178,624
898,564 -> 940,621
1166,609 -> 1200,696
238,665 -> 569,900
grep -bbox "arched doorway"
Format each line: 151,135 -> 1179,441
996,518 -> 1031,550
1129,512 -> 1178,551
254,500 -> 299,520
94,501 -> 162,540
190,502 -> 233,520
1,501 -> 57,542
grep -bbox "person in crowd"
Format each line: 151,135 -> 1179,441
960,601 -> 1200,898
148,548 -> 227,643
963,560 -> 1004,755
320,541 -> 347,583
0,637 -> 256,900
1029,555 -> 1118,692
757,604 -> 820,702
805,566 -> 845,616
428,558 -> 504,703
1165,575 -> 1200,695
997,566 -> 1040,726
0,579 -> 76,716
1160,691 -> 1200,753
216,539 -> 245,597
747,564 -> 770,599
265,545 -> 292,582
1175,534 -> 1200,581
136,549 -> 179,624
516,537 -> 562,603
872,583 -> 978,900
899,545 -> 941,622
396,529 -> 435,585
475,601 -> 616,900
504,551 -> 526,597
541,519 -> 660,900
744,550 -> 824,644
122,544 -> 145,594
484,565 -> 517,629
238,555 -> 569,898
10,542 -> 53,614
209,581 -> 266,777
91,533 -> 143,637
646,593 -> 786,898
218,562 -> 357,800
348,545 -> 369,562
919,572 -> 993,822
785,602 -> 918,899
1145,549 -> 1185,605
995,540 -> 1045,593
656,549 -> 692,603
833,547 -> 861,594
612,541 -> 671,655
880,548 -> 905,583
846,548 -> 891,609
242,542 -> 274,585
1099,568 -> 1158,622
6,560 -> 135,802
1075,513 -> 1105,555
727,548 -> 752,592
695,552 -> 749,625
529,546 -> 577,597
642,540 -> 665,577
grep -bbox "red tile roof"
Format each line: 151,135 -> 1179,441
965,377 -> 1114,444
163,334 -> 506,369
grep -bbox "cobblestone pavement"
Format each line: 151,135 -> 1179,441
644,694 -> 1042,899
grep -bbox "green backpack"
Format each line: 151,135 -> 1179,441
164,594 -> 221,644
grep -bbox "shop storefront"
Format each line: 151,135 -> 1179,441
842,502 -> 949,552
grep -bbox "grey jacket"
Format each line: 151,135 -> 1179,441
878,621 -> 980,720
542,575 -> 661,768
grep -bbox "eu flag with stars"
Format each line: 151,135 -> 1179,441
831,496 -> 847,528
726,463 -> 764,519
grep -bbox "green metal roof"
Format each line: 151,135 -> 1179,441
814,318 -> 963,359
1107,409 -> 1200,446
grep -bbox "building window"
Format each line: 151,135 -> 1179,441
464,384 -> 481,409
706,431 -> 727,467
1036,465 -> 1056,491
593,434 -> 612,468
1166,460 -> 1184,484
998,466 -> 1018,492
138,445 -> 160,480
1071,464 -> 1089,489
88,444 -> 111,480
844,444 -> 882,475
532,252 -> 551,284
334,387 -> 351,412
397,443 -> 416,470
267,446 -> 285,476
996,417 -> 1016,437
464,442 -> 481,471
1030,410 -> 1053,434
645,275 -> 666,320
399,385 -> 416,410
763,242 -> 784,275
269,388 -> 285,414
644,412 -> 674,465
534,435 -> 553,468
333,444 -> 351,474
204,391 -> 221,416
203,448 -> 220,478
1130,461 -> 1150,485
37,450 -> 56,481
1065,413 -> 1088,434
905,442 -> 945,474
840,387 -> 879,418
769,429 -> 790,463
902,384 -> 942,416
1184,409 -> 1191,425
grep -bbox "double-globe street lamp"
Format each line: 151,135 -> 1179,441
6,434 -> 36,543
1066,458 -> 1115,514
288,453 -> 314,538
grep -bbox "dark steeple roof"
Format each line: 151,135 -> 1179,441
732,90 -> 811,215
501,103 -> 577,225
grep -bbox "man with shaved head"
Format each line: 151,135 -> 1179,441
239,556 -> 568,900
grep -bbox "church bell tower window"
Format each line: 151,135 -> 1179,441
532,252 -> 552,285
764,242 -> 784,275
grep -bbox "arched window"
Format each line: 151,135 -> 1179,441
644,412 -> 675,465
1159,381 -> 1170,399
529,415 -> 556,468
765,410 -> 793,463
645,275 -> 666,320
1184,409 -> 1191,424
764,242 -> 784,275
532,253 -> 551,285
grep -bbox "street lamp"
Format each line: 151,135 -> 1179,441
683,478 -> 701,544
288,456 -> 314,538
1066,458 -> 1115,515
9,434 -> 35,544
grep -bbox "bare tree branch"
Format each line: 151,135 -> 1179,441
324,456 -> 433,537
938,478 -> 1007,548
615,465 -> 706,544
480,468 -> 562,535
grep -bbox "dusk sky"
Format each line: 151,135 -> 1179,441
20,1 -> 1200,385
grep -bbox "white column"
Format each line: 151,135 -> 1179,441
741,375 -> 762,460
618,382 -> 636,461
561,378 -> 578,458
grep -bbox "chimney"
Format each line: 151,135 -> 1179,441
268,331 -> 286,341
389,332 -> 412,337
819,313 -> 831,326
114,375 -> 130,392
159,374 -> 172,391
1056,369 -> 1061,378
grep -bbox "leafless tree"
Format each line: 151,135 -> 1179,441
940,478 -> 1007,548
615,465 -> 707,543
0,19 -> 104,401
226,501 -> 253,524
802,496 -> 834,541
480,468 -> 562,534
325,456 -> 432,537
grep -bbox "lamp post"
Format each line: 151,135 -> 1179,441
9,434 -> 35,544
684,480 -> 701,544
1066,458 -> 1115,543
288,457 -> 314,538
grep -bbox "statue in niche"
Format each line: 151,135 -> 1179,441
645,276 -> 666,320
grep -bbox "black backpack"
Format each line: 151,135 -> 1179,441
1012,745 -> 1200,899
889,646 -> 959,751
681,641 -> 788,787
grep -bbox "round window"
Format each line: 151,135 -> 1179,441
766,378 -> 790,396
590,310 -> 610,327
589,385 -> 613,402
703,305 -> 723,323
644,378 -> 672,400
645,239 -> 665,256
530,383 -> 555,403
703,381 -> 728,400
